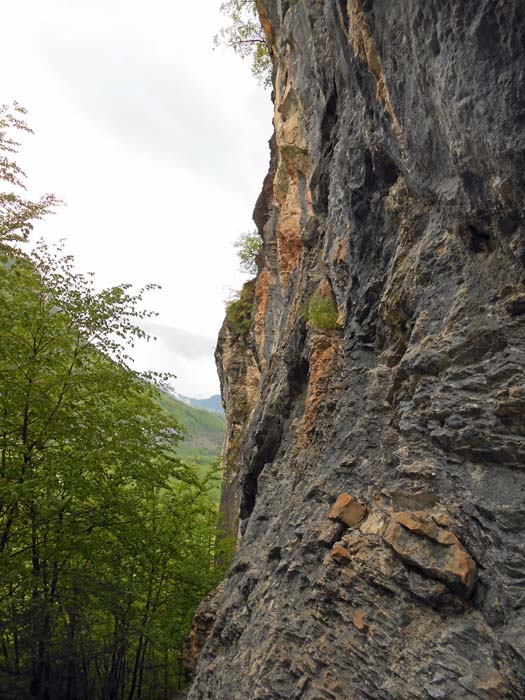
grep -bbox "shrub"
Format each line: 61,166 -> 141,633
307,294 -> 340,331
225,279 -> 256,336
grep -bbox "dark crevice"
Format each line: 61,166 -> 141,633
320,88 -> 339,146
240,414 -> 283,521
268,546 -> 282,562
311,86 -> 339,215
240,320 -> 307,523
335,0 -> 349,28
372,146 -> 401,187
287,357 -> 310,401
350,150 -> 375,224
467,224 -> 491,253
458,223 -> 492,253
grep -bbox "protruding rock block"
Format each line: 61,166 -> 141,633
329,494 -> 367,528
330,544 -> 352,562
384,511 -> 477,597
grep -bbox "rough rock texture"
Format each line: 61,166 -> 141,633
215,293 -> 261,542
383,510 -> 478,597
189,1 -> 525,698
182,583 -> 226,679
329,492 -> 367,527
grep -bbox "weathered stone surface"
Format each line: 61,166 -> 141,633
329,543 -> 352,563
318,518 -> 345,546
329,493 -> 367,528
352,609 -> 367,632
182,582 -> 225,680
215,290 -> 261,542
189,1 -> 525,698
407,569 -> 449,609
384,511 -> 478,596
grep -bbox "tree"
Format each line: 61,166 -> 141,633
215,1 -> 272,87
0,108 -> 226,699
234,230 -> 262,276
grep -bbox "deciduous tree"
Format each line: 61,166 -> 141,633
215,1 -> 272,86
0,107 -> 226,699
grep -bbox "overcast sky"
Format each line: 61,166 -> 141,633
1,0 -> 273,397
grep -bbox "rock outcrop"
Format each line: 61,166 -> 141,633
189,1 -> 525,698
215,281 -> 261,543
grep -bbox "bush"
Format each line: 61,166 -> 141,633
307,294 -> 340,331
225,279 -> 256,336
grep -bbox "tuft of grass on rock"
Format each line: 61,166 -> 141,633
307,294 -> 340,331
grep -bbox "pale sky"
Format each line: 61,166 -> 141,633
1,0 -> 273,397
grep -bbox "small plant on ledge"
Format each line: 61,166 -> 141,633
225,278 -> 256,336
306,294 -> 340,331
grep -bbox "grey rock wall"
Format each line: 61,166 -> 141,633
189,1 -> 525,698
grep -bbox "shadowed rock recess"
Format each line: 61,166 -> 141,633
189,1 -> 525,698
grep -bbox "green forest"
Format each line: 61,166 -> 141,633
0,105 -> 229,698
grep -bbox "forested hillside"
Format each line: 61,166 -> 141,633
173,393 -> 224,415
159,393 -> 225,463
159,393 -> 225,501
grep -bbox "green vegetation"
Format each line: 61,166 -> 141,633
215,1 -> 272,87
159,392 -> 226,501
225,232 -> 261,338
225,278 -> 256,336
234,230 -> 262,276
159,393 -> 225,461
306,294 -> 341,331
0,105 -> 227,698
0,103 -> 60,245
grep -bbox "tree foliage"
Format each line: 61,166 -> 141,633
0,108 -> 227,699
0,103 -> 60,245
234,230 -> 262,276
215,1 -> 272,87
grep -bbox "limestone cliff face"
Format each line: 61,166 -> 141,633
215,282 -> 261,542
190,1 -> 525,698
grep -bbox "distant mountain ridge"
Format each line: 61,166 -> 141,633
172,392 -> 224,415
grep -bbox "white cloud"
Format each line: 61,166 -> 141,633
143,322 -> 216,360
1,0 -> 272,396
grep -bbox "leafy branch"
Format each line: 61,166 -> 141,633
215,0 -> 272,87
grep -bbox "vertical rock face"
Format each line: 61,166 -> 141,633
190,1 -> 525,698
215,282 -> 261,542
